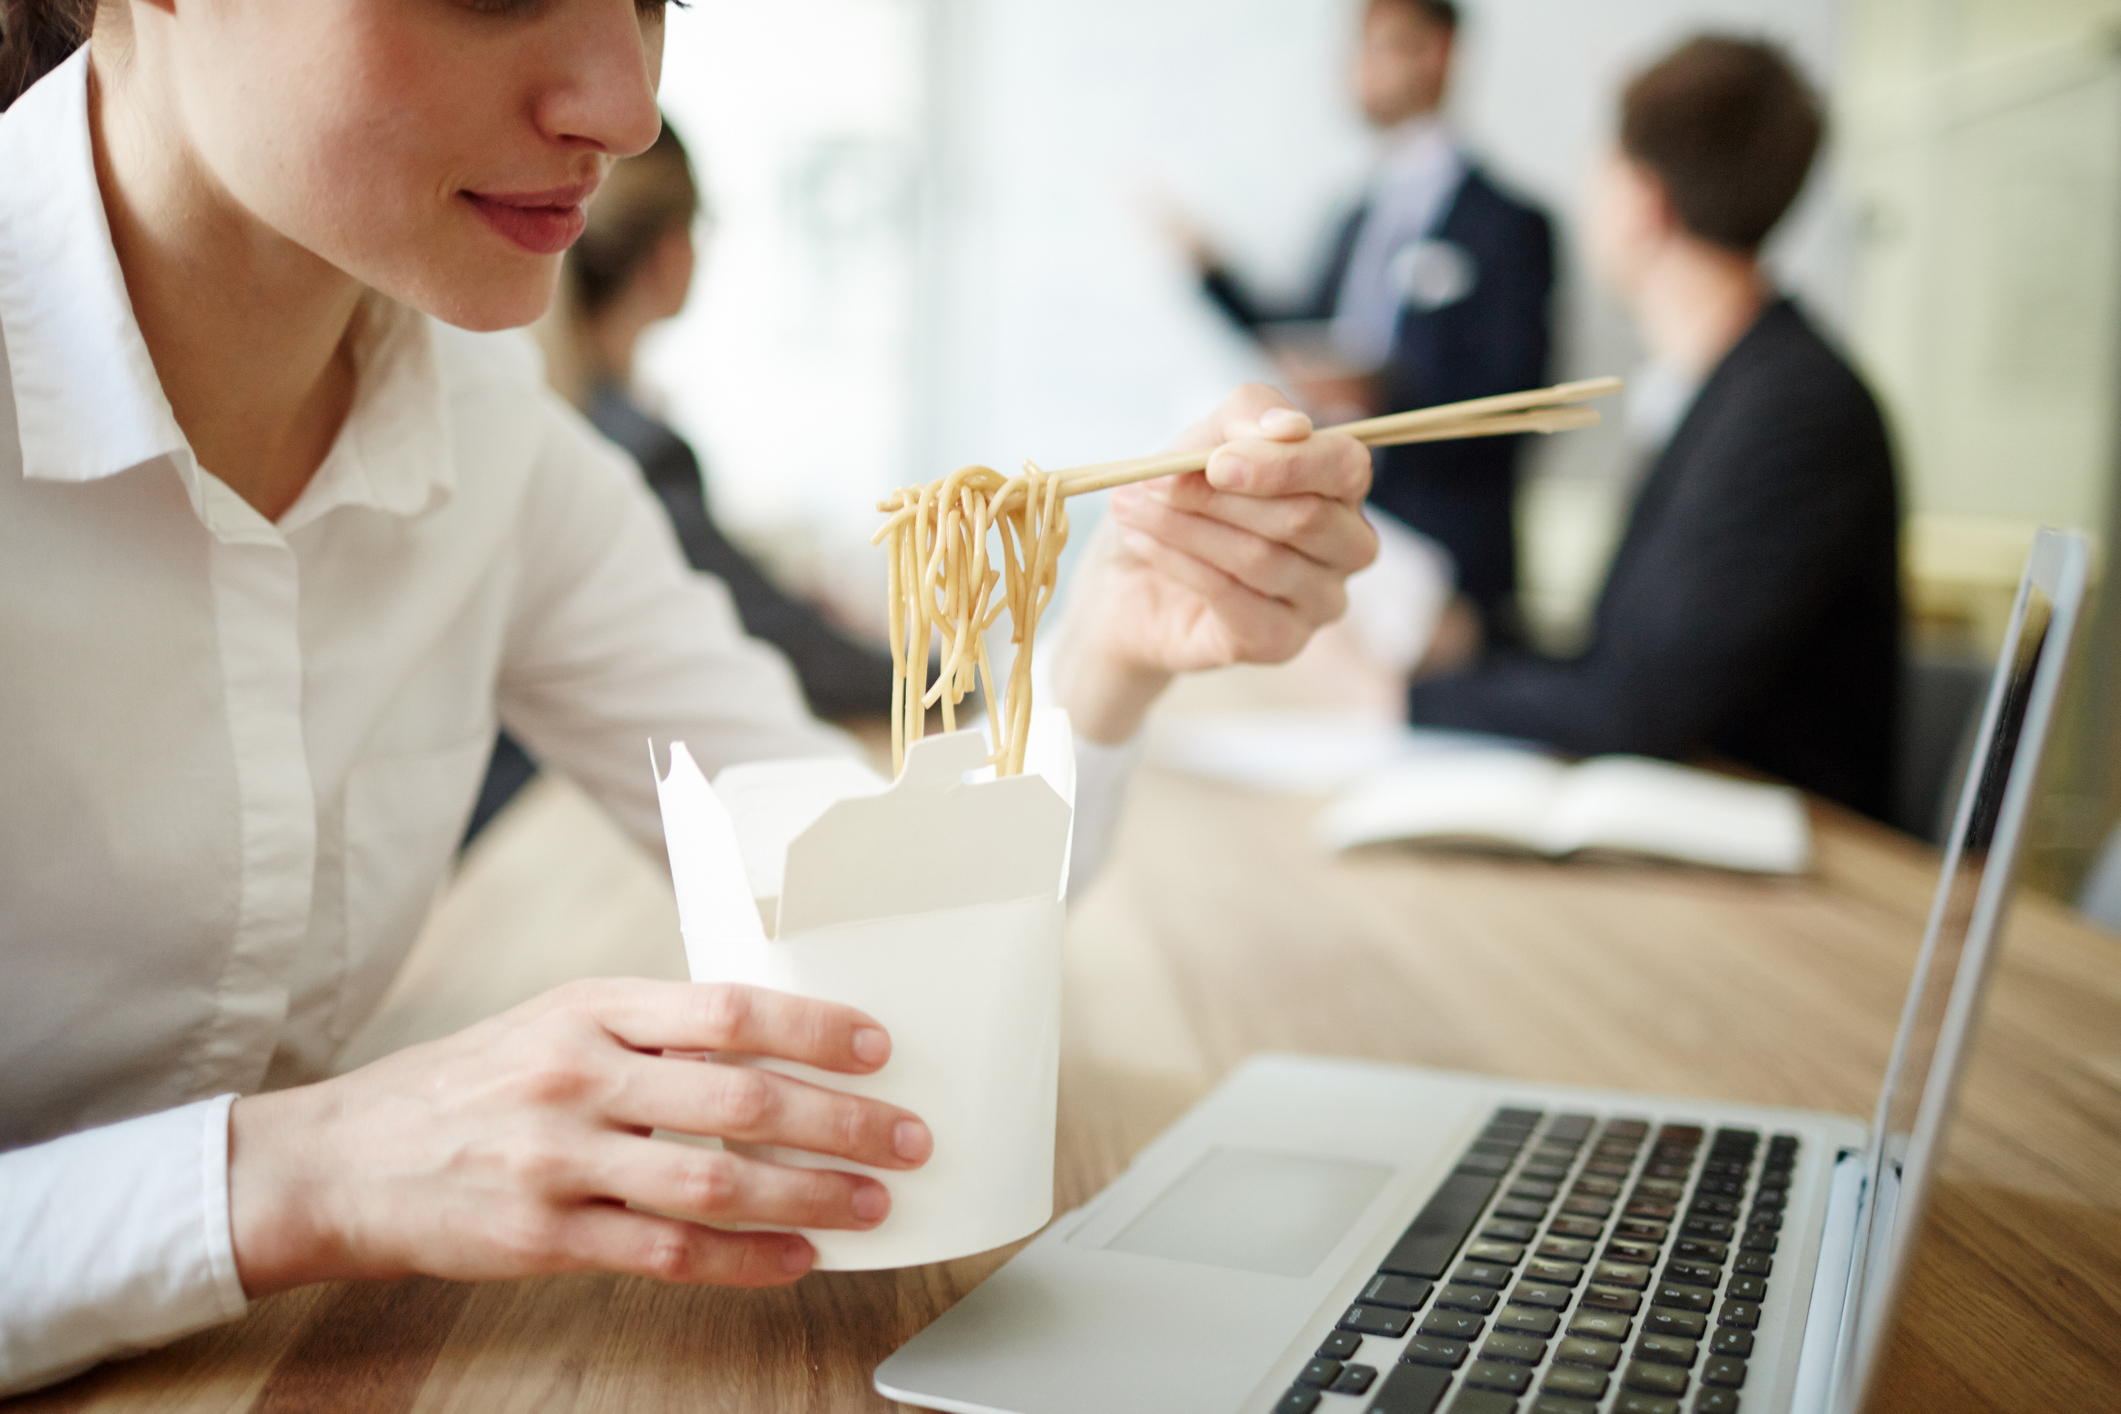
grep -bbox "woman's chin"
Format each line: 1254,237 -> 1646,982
400,262 -> 561,334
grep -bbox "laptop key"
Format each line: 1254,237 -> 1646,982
1509,1179 -> 1561,1202
1595,1260 -> 1651,1289
1495,1304 -> 1560,1336
1465,1360 -> 1532,1395
1732,1253 -> 1771,1277
1521,1161 -> 1573,1181
1571,1174 -> 1622,1197
1652,1284 -> 1713,1313
1693,1391 -> 1741,1414
1675,1239 -> 1729,1263
1542,1365 -> 1609,1399
1494,1199 -> 1548,1221
1419,1310 -> 1487,1342
1538,1237 -> 1595,1262
1445,1392 -> 1518,1414
1710,1328 -> 1753,1357
1718,1301 -> 1762,1330
1580,1285 -> 1642,1313
1468,1239 -> 1528,1265
1331,1363 -> 1379,1395
1437,1284 -> 1500,1314
1509,1282 -> 1572,1310
1727,1276 -> 1767,1302
1298,1359 -> 1343,1388
1482,1218 -> 1538,1243
1318,1330 -> 1363,1360
1554,1336 -> 1621,1369
1480,1331 -> 1548,1365
1531,1395 -> 1599,1414
1368,1362 -> 1454,1414
1566,1309 -> 1632,1341
1682,1218 -> 1734,1241
1525,1257 -> 1583,1285
1613,1396 -> 1680,1414
1606,1239 -> 1661,1265
1400,1336 -> 1470,1370
1454,1262 -> 1515,1289
1663,1260 -> 1720,1289
1618,1218 -> 1670,1242
1646,1309 -> 1707,1339
1338,1305 -> 1413,1337
1636,1334 -> 1698,1367
1498,1107 -> 1546,1126
1363,1275 -> 1435,1310
1739,1229 -> 1777,1254
1274,1388 -> 1320,1414
1702,1357 -> 1747,1388
1381,1174 -> 1502,1280
1457,1153 -> 1513,1178
1549,1215 -> 1605,1239
1561,1195 -> 1613,1218
1623,1359 -> 1691,1395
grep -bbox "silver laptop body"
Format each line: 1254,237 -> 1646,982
875,528 -> 2091,1414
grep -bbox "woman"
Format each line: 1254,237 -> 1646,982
0,0 -> 1375,1393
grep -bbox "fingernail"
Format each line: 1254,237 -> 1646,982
1260,406 -> 1310,437
852,1027 -> 889,1067
853,1183 -> 890,1223
1208,451 -> 1250,487
894,1118 -> 933,1164
779,1238 -> 814,1274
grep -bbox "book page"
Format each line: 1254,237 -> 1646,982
1545,757 -> 1811,873
1316,749 -> 1568,854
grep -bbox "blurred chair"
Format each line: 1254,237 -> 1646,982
2082,820 -> 2121,933
1890,653 -> 1991,844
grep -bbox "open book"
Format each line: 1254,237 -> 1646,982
1317,750 -> 1811,874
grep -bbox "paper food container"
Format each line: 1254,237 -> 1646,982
652,715 -> 1075,1270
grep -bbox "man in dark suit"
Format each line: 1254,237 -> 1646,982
1410,36 -> 1903,820
1189,0 -> 1554,641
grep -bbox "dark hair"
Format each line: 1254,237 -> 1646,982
1370,0 -> 1459,33
1620,35 -> 1823,253
0,0 -> 93,111
567,121 -> 701,319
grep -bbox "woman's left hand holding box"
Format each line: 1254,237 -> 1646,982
226,980 -> 933,1295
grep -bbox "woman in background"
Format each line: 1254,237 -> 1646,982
471,121 -> 896,839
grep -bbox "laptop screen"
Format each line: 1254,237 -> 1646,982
1836,529 -> 2089,1409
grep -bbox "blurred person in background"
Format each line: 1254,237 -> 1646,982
1410,35 -> 1902,820
1173,0 -> 1554,644
468,120 -> 898,841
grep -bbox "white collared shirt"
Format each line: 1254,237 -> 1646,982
1330,115 -> 1467,370
0,50 -> 1132,1394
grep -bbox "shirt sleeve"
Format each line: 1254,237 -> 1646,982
494,400 -> 860,855
0,1096 -> 248,1397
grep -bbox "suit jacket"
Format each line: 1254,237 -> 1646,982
1408,299 -> 1904,820
588,386 -> 896,720
1203,165 -> 1554,632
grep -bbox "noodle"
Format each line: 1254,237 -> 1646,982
873,463 -> 1069,777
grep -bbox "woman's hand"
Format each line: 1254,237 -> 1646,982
1052,384 -> 1378,742
228,980 -> 930,1296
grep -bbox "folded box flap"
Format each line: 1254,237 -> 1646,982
780,728 -> 1073,935
653,741 -> 768,948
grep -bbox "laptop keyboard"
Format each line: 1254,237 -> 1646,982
1274,1108 -> 1798,1414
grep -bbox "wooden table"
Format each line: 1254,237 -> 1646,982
12,760 -> 2121,1414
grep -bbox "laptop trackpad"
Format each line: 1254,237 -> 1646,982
1094,1147 -> 1391,1278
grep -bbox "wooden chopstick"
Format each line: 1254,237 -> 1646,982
1050,376 -> 1622,498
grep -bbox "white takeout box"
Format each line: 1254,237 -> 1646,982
652,717 -> 1076,1270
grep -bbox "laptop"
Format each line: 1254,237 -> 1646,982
874,527 -> 2091,1414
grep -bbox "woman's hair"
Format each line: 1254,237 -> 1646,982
537,120 -> 703,408
1,0 -> 96,110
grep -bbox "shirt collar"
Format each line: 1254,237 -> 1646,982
0,47 -> 453,530
0,47 -> 185,487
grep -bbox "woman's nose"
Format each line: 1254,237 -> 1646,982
536,0 -> 666,158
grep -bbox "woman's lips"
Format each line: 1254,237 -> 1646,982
461,185 -> 594,256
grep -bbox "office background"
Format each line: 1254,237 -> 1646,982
638,0 -> 2121,905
